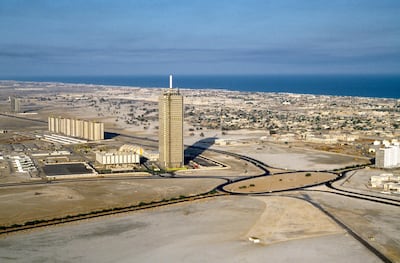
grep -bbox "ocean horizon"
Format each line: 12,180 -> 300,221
2,74 -> 399,99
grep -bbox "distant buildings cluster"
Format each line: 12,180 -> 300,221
185,91 -> 400,140
46,74 -> 184,170
48,116 -> 104,141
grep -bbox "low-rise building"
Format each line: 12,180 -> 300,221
119,144 -> 144,155
370,173 -> 394,188
383,182 -> 400,192
10,155 -> 36,173
96,151 -> 140,165
143,150 -> 159,162
370,173 -> 400,192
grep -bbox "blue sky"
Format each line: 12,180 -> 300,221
0,0 -> 399,76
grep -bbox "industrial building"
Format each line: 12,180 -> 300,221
95,151 -> 140,165
10,97 -> 21,113
119,144 -> 144,155
95,144 -> 144,166
158,75 -> 184,169
48,116 -> 104,141
142,150 -> 159,162
41,134 -> 87,145
10,155 -> 36,173
119,145 -> 158,162
375,141 -> 400,168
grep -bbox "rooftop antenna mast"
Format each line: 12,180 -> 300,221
169,74 -> 173,90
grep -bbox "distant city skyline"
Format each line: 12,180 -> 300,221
0,0 -> 399,76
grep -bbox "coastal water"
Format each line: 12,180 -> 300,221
5,75 -> 400,99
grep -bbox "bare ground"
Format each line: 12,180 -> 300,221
306,190 -> 400,262
224,172 -> 337,193
245,196 -> 343,244
0,178 -> 224,227
0,196 -> 382,263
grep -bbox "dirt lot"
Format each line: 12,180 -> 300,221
177,150 -> 264,177
0,196 -> 383,263
0,114 -> 47,131
213,142 -> 369,171
308,190 -> 400,262
246,196 -> 343,244
0,178 -> 224,227
224,172 -> 337,193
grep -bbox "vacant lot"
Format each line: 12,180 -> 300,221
0,115 -> 46,131
0,196 -> 382,263
224,172 -> 337,193
214,142 -> 369,171
0,178 -> 224,227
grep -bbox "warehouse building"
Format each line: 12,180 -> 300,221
95,151 -> 140,165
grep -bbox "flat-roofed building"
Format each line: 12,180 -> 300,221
96,151 -> 140,165
48,116 -> 104,141
119,144 -> 144,155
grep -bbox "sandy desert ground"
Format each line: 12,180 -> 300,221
308,189 -> 400,261
0,196 -> 384,263
0,178 -> 224,227
224,172 -> 337,193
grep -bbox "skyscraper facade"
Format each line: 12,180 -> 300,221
10,97 -> 21,113
158,75 -> 184,169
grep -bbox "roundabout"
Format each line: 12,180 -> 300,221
222,171 -> 338,194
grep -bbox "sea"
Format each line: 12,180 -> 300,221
5,75 -> 400,99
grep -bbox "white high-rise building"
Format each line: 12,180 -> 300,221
376,144 -> 400,168
10,97 -> 21,113
48,116 -> 104,141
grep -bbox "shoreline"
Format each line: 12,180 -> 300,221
1,77 -> 399,99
